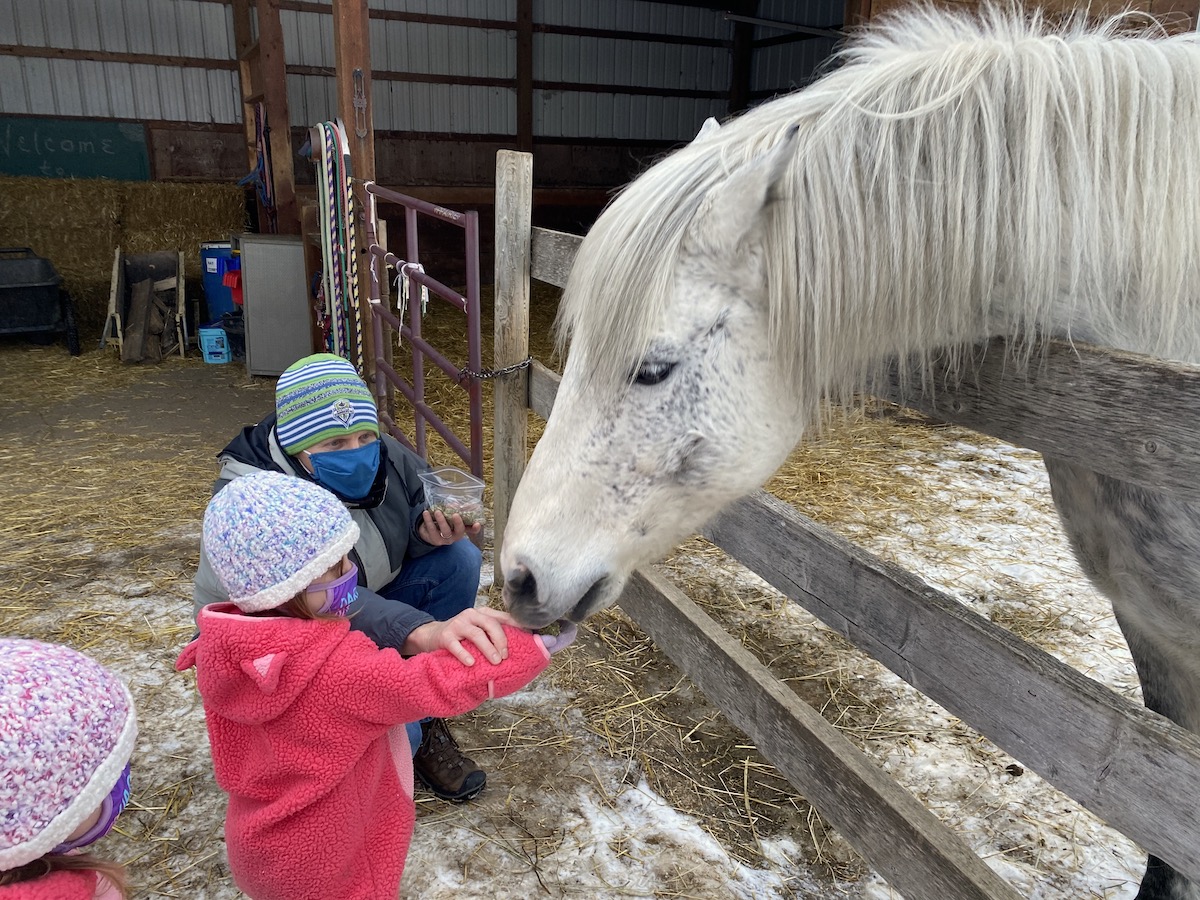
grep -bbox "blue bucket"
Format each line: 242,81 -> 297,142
198,326 -> 231,364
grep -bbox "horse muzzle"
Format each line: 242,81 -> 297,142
502,563 -> 617,627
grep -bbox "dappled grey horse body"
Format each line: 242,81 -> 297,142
1048,461 -> 1200,898
501,8 -> 1200,898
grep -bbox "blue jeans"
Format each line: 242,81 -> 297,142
378,539 -> 483,621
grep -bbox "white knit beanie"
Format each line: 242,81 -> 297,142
0,639 -> 138,871
203,471 -> 360,613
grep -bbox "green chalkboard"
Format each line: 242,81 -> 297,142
0,116 -> 150,181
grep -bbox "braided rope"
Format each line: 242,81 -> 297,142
320,123 -> 347,356
314,124 -> 335,353
336,122 -> 365,374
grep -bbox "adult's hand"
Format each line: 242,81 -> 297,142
402,606 -> 517,666
418,508 -> 482,547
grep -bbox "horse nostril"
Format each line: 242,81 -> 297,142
505,564 -> 537,604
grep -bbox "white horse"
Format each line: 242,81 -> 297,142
500,6 -> 1200,898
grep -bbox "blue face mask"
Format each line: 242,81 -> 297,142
305,441 -> 381,500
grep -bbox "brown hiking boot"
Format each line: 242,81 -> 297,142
413,718 -> 487,802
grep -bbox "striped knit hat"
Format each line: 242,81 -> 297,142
203,471 -> 360,613
0,639 -> 137,872
275,353 -> 378,455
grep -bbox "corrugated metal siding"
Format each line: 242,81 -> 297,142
752,37 -> 841,94
0,0 -> 238,122
530,0 -> 733,140
0,0 -> 840,139
536,0 -> 723,37
749,0 -> 846,94
373,0 -> 514,16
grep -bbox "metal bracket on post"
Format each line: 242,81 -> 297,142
352,68 -> 368,139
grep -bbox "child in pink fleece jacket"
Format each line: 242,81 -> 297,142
0,639 -> 138,900
176,471 -> 574,900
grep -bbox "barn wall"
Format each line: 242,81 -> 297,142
6,0 -> 1196,193
0,0 -> 241,123
750,0 -> 844,96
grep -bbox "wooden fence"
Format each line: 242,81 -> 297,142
490,149 -> 1200,900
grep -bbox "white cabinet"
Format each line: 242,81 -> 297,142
236,234 -> 312,376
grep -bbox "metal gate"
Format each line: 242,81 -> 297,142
362,183 -> 483,478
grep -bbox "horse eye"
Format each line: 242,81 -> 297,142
634,361 -> 675,386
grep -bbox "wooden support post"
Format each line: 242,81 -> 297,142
258,0 -> 299,234
516,0 -> 534,152
230,0 -> 258,178
728,1 -> 757,113
332,0 -> 377,378
844,0 -> 873,27
492,150 -> 533,557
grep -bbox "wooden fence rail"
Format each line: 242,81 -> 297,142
494,149 -> 1200,898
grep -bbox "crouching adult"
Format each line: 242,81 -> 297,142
193,352 -> 492,802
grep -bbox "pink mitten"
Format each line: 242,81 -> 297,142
539,621 -> 578,655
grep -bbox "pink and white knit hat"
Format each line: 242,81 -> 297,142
203,471 -> 360,613
0,639 -> 138,871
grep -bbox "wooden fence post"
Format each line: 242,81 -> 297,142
492,150 -> 534,558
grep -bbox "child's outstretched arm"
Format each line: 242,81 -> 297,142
338,623 -> 561,727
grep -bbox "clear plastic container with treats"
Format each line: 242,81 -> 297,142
418,466 -> 485,528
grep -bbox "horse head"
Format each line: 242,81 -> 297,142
500,127 -> 805,627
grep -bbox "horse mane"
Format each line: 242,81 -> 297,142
557,3 -> 1200,405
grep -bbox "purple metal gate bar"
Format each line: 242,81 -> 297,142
362,182 -> 483,479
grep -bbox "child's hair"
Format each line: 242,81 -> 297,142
0,639 -> 138,895
203,471 -> 360,613
0,853 -> 129,897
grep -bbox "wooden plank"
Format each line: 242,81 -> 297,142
332,0 -> 377,377
120,278 -> 153,364
229,0 -> 259,178
529,358 -> 560,420
704,492 -> 1200,882
279,0 -> 730,45
257,0 -> 299,234
492,150 -> 534,556
527,358 -> 1200,881
0,43 -> 236,70
884,338 -> 1200,500
729,12 -> 756,113
530,227 -> 581,287
620,567 -> 1021,900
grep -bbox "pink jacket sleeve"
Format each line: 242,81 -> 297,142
334,624 -> 551,727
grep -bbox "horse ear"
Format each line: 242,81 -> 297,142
693,116 -> 721,143
692,125 -> 797,256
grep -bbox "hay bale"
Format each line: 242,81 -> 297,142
0,176 -> 247,333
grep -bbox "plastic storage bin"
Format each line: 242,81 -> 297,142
418,467 -> 485,527
0,247 -> 79,354
198,326 -> 231,364
200,242 -> 238,321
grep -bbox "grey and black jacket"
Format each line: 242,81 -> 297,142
191,413 -> 438,650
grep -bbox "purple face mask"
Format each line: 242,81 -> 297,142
53,762 -> 132,854
311,561 -> 359,616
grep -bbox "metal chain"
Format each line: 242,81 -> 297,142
458,356 -> 533,382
